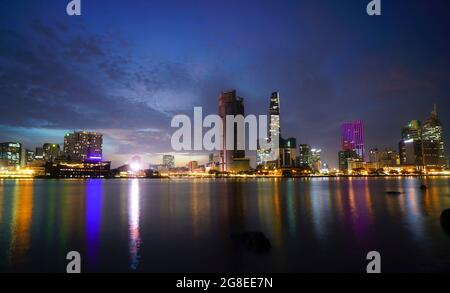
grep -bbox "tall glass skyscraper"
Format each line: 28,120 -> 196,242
257,92 -> 281,167
269,92 -> 281,147
218,90 -> 245,171
422,104 -> 447,167
341,120 -> 365,160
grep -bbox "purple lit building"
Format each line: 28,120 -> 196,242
341,120 -> 365,160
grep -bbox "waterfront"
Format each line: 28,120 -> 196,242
0,177 -> 450,273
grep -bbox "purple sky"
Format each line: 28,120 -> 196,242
1,0 -> 449,168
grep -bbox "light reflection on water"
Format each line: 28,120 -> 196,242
0,177 -> 450,272
128,179 -> 141,270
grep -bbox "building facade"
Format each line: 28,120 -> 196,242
297,144 -> 311,168
422,105 -> 447,168
64,131 -> 103,162
341,120 -> 365,160
43,143 -> 61,162
0,142 -> 22,168
218,90 -> 246,171
278,137 -> 297,168
338,150 -> 358,172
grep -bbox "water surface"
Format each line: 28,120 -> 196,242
1,177 -> 450,272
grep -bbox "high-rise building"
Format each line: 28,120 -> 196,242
369,148 -> 399,167
399,139 -> 424,167
219,90 -> 246,171
297,144 -> 312,167
35,147 -> 44,160
64,131 -> 103,162
269,92 -> 281,149
398,119 -> 424,167
422,105 -> 446,168
25,149 -> 35,165
43,143 -> 61,162
402,120 -> 422,140
278,137 -> 297,167
338,150 -> 358,172
257,92 -> 282,168
310,148 -> 322,171
341,120 -> 365,160
0,142 -> 22,168
162,155 -> 175,169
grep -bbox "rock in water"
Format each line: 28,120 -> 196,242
441,209 -> 450,231
420,184 -> 428,190
386,191 -> 402,195
232,231 -> 272,253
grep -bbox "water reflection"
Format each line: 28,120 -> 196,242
0,181 -> 4,226
128,179 -> 141,270
9,180 -> 33,265
285,180 -> 297,237
1,177 -> 450,272
86,179 -> 103,270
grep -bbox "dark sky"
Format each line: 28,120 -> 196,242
1,0 -> 449,168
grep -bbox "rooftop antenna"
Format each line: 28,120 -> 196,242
432,103 -> 438,118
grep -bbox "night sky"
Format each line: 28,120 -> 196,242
1,0 -> 449,168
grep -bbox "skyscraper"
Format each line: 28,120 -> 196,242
297,144 -> 312,167
269,92 -> 281,148
278,137 -> 297,167
25,149 -> 35,165
399,120 -> 424,167
310,148 -> 322,171
338,150 -> 358,172
402,120 -> 422,140
341,120 -> 365,160
64,131 -> 103,162
43,143 -> 61,162
257,92 -> 281,167
0,142 -> 22,168
218,90 -> 246,172
422,104 -> 446,168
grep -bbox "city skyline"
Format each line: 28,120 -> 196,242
1,100 -> 447,172
1,1 -> 450,168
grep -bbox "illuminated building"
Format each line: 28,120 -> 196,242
297,144 -> 311,167
228,158 -> 251,173
422,105 -> 447,168
338,150 -> 358,172
0,142 -> 22,168
269,92 -> 281,152
402,120 -> 422,140
64,131 -> 103,162
43,143 -> 61,162
310,148 -> 322,171
162,155 -> 175,169
341,120 -> 365,160
399,139 -> 424,167
369,148 -> 399,167
45,161 -> 111,178
218,90 -> 246,171
25,149 -> 35,165
35,147 -> 44,160
188,161 -> 198,172
257,92 -> 282,168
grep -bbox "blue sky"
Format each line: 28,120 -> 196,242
1,0 -> 450,167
